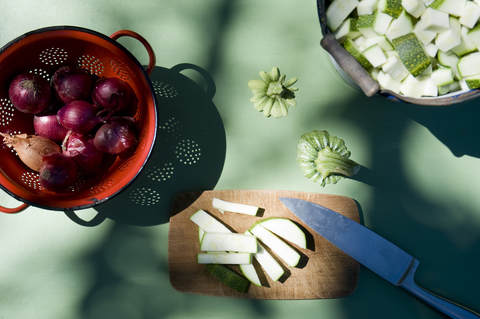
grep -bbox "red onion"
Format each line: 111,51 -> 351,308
63,133 -> 104,176
8,73 -> 52,114
91,77 -> 135,114
33,114 -> 69,143
51,65 -> 93,104
94,116 -> 139,154
57,100 -> 107,135
39,153 -> 78,193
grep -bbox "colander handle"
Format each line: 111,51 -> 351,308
110,30 -> 156,76
0,203 -> 29,214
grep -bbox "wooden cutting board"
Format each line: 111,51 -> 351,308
168,190 -> 360,300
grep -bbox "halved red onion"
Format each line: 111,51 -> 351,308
39,153 -> 78,193
91,77 -> 135,114
8,73 -> 52,114
57,100 -> 108,135
33,114 -> 69,143
94,116 -> 139,155
63,133 -> 104,176
51,65 -> 93,104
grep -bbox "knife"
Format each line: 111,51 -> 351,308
279,197 -> 480,319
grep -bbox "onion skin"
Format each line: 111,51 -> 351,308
51,65 -> 93,104
63,133 -> 104,176
91,77 -> 135,114
94,116 -> 139,155
57,100 -> 107,135
34,114 -> 69,143
9,73 -> 52,114
0,133 -> 61,172
39,153 -> 78,193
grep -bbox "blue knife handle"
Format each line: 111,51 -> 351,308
399,260 -> 480,319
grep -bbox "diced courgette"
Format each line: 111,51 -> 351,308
421,7 -> 450,33
357,14 -> 377,38
400,74 -> 426,98
392,33 -> 431,77
435,17 -> 461,53
464,74 -> 480,89
437,50 -> 461,80
377,70 -> 402,93
363,44 -> 387,67
423,42 -> 438,57
342,37 -> 373,69
457,52 -> 480,78
357,0 -> 379,15
422,77 -> 438,97
451,26 -> 477,57
326,0 -> 360,31
385,9 -> 413,41
378,0 -> 403,19
459,1 -> 480,29
334,18 -> 360,43
373,9 -> 393,35
401,0 -> 426,18
467,23 -> 480,51
382,55 -> 410,81
429,0 -> 466,18
412,20 -> 436,45
431,66 -> 454,87
359,35 -> 394,52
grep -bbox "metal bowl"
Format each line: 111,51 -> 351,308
316,0 -> 480,105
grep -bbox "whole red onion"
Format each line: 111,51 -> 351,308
39,153 -> 78,193
57,100 -> 107,135
33,114 -> 69,143
63,133 -> 104,176
94,116 -> 139,154
91,77 -> 135,114
8,73 -> 52,114
51,65 -> 93,104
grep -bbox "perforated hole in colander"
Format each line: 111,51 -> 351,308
129,187 -> 161,206
21,172 -> 87,192
159,117 -> 182,142
39,47 -> 68,66
146,162 -> 174,182
78,55 -> 105,76
109,59 -> 131,82
118,155 -> 136,172
29,68 -> 51,81
152,81 -> 178,98
0,99 -> 15,127
70,178 -> 88,192
175,139 -> 201,165
89,178 -> 115,195
21,172 -> 42,190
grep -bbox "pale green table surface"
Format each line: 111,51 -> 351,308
1,1 -> 480,318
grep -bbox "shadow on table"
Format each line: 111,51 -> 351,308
349,95 -> 480,189
65,64 -> 226,227
324,91 -> 480,318
397,98 -> 480,159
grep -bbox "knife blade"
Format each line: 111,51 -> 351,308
279,197 -> 480,319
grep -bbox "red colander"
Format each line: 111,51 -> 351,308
0,26 -> 158,213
